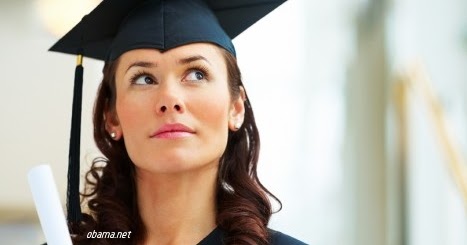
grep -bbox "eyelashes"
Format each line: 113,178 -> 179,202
185,64 -> 209,82
129,65 -> 210,85
130,70 -> 156,85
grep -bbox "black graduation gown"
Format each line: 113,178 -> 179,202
198,227 -> 308,245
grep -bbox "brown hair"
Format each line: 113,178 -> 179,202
71,48 -> 281,245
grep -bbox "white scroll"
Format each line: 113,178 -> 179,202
28,164 -> 73,245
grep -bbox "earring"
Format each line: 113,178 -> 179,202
110,132 -> 116,139
234,122 -> 242,130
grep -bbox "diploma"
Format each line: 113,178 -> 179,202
28,164 -> 73,245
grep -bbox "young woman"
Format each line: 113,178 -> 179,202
50,0 -> 306,244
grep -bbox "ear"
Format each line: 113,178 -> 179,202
229,86 -> 246,131
105,109 -> 122,140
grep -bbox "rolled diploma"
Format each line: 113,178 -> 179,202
28,164 -> 73,245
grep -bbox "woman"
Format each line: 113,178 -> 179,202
50,0 -> 306,244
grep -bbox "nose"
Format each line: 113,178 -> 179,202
155,84 -> 185,115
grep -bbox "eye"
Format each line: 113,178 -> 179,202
185,70 -> 206,82
131,73 -> 156,85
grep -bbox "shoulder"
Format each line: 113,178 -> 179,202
268,229 -> 308,245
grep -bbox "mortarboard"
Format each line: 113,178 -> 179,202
49,0 -> 287,225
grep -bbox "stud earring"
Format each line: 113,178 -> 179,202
234,122 -> 242,130
110,132 -> 116,139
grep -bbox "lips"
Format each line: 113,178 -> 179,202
151,123 -> 195,139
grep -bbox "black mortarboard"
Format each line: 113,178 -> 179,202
49,0 -> 287,224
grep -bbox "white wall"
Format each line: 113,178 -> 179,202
388,0 -> 467,244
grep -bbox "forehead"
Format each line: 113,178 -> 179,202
117,42 -> 226,66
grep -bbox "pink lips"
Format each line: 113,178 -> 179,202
151,123 -> 195,139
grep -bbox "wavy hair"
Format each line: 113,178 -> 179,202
71,48 -> 281,245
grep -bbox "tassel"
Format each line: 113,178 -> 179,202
67,54 -> 83,223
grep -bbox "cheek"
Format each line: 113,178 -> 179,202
191,99 -> 230,166
199,99 -> 228,124
115,93 -> 152,135
191,88 -> 231,131
115,93 -> 156,167
190,89 -> 232,159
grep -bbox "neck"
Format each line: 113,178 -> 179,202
136,163 -> 218,245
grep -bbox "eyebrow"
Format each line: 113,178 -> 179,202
126,61 -> 157,73
125,55 -> 210,73
178,55 -> 211,66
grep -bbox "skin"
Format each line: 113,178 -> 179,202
106,43 -> 245,245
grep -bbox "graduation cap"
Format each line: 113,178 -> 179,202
49,0 -> 287,224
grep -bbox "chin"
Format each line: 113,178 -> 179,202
139,155 -> 219,174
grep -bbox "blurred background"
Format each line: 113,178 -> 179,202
1,0 -> 466,244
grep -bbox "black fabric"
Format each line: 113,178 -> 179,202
268,228 -> 308,245
49,0 -> 287,60
67,63 -> 83,222
197,227 -> 224,244
197,227 -> 308,245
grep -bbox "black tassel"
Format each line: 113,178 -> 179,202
67,54 -> 83,223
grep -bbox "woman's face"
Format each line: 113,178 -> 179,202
109,43 -> 244,174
